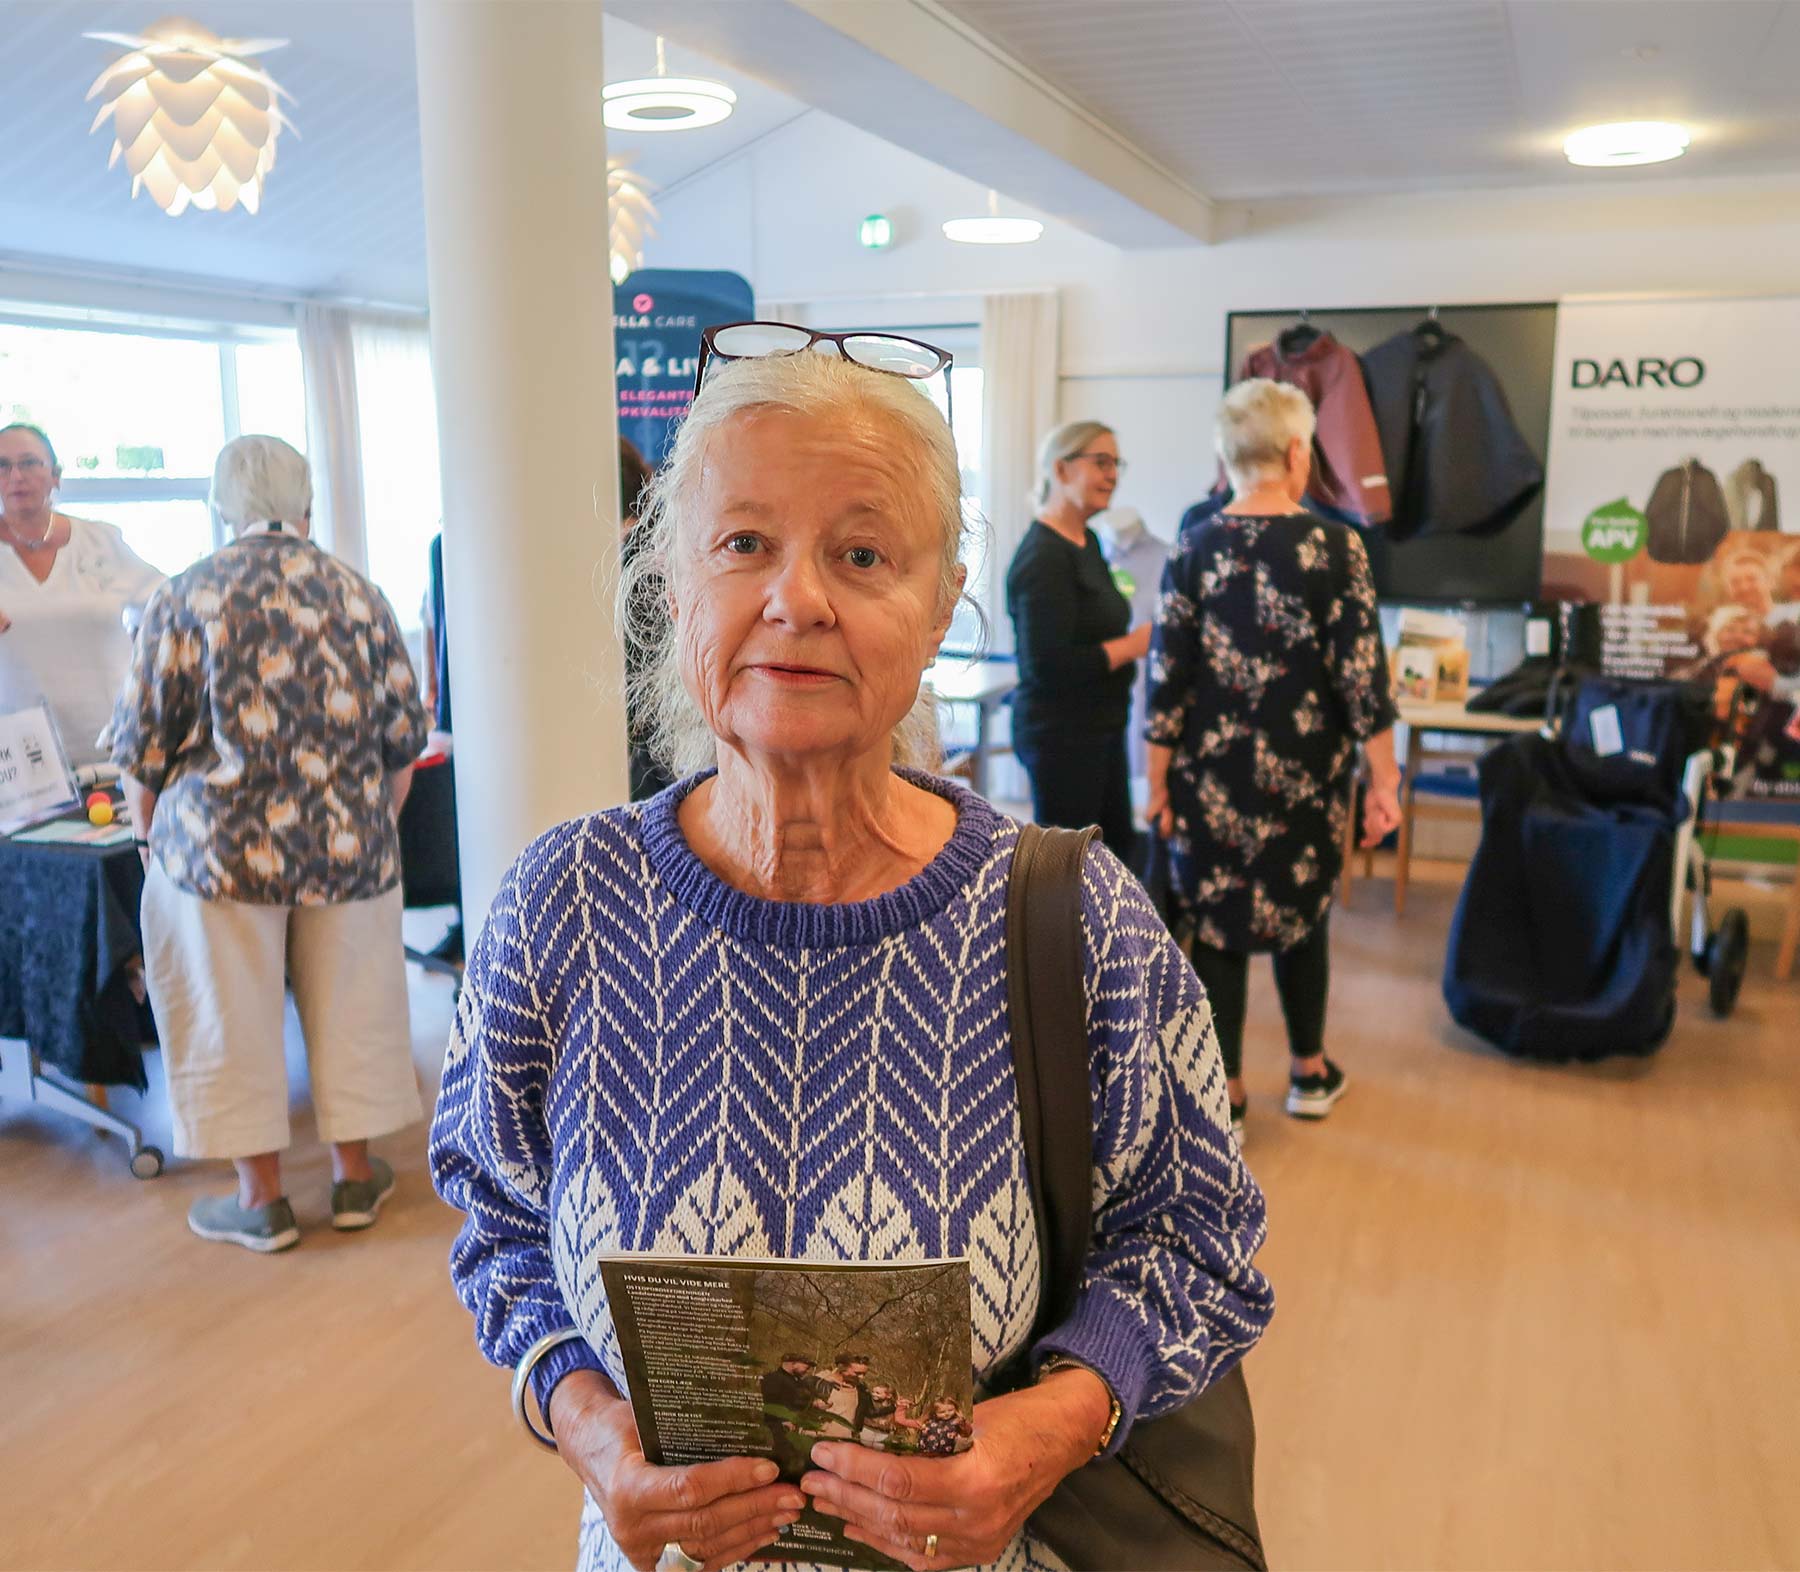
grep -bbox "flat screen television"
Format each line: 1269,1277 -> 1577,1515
1223,303 -> 1556,606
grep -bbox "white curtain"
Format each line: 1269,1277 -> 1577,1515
349,315 -> 442,632
979,290 -> 1060,649
298,304 -> 366,570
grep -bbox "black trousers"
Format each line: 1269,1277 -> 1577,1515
1186,919 -> 1331,1079
1015,731 -> 1137,867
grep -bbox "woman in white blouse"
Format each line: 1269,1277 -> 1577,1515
0,423 -> 165,767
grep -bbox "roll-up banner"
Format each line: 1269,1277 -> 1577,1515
613,268 -> 755,468
1543,296 -> 1800,798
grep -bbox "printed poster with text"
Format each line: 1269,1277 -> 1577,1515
1543,296 -> 1800,799
613,268 -> 754,468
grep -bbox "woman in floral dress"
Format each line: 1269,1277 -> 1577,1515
1146,378 -> 1403,1143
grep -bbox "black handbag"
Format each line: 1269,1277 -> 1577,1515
999,823 -> 1266,1572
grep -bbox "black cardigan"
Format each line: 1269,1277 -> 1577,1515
1005,520 -> 1134,746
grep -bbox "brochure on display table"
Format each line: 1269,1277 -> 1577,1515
600,1254 -> 974,1571
7,815 -> 133,847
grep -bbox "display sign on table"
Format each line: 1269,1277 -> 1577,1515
1542,296 -> 1800,799
613,268 -> 755,468
0,702 -> 78,830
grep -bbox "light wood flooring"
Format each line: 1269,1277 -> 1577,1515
3,868 -> 1797,1572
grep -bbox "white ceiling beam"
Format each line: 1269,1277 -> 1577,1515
608,0 -> 1218,247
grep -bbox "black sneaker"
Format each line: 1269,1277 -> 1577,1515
1228,1101 -> 1247,1147
1286,1058 -> 1348,1119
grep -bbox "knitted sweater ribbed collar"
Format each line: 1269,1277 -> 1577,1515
638,767 -> 1003,949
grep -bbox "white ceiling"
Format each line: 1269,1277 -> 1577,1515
936,0 -> 1800,199
0,1 -> 1796,304
0,1 -> 811,304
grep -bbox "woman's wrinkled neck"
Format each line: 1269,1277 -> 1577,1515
685,744 -> 944,904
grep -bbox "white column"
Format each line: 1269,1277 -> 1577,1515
413,0 -> 625,929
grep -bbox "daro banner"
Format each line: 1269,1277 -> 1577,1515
613,268 -> 754,468
1542,295 -> 1800,799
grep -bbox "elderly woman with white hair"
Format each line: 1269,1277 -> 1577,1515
111,434 -> 428,1252
1145,378 -> 1403,1145
430,334 -> 1272,1572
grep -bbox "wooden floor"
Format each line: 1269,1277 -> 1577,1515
3,869 -> 1798,1572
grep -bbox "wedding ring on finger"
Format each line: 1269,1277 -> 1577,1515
656,1544 -> 703,1572
923,1533 -> 939,1562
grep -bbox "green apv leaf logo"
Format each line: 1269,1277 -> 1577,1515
1581,498 -> 1648,564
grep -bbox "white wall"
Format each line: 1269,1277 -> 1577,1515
644,111 -> 1800,546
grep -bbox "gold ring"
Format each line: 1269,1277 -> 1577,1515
924,1534 -> 939,1561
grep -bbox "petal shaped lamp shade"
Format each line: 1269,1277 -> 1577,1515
608,157 -> 659,285
85,16 -> 295,216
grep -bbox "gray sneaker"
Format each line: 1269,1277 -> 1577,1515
331,1157 -> 396,1231
188,1193 -> 301,1253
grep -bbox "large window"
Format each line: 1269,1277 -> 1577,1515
0,314 -> 305,576
905,324 -> 986,652
351,317 -> 442,633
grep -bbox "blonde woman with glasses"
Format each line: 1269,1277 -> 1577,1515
1003,422 -> 1150,862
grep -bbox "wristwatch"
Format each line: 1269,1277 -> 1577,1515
1036,1354 -> 1122,1456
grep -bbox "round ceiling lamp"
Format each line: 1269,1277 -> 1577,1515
604,36 -> 735,132
85,15 -> 295,216
1563,120 -> 1689,167
943,189 -> 1043,245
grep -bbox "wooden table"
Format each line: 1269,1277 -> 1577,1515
1369,698 -> 1544,916
925,659 -> 1017,799
1700,796 -> 1800,981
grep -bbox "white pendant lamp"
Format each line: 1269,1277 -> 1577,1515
1563,121 -> 1689,167
603,36 -> 736,132
85,15 -> 295,216
608,156 -> 659,284
943,189 -> 1043,245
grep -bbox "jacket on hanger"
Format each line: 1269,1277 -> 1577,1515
1727,458 -> 1780,534
1241,331 -> 1392,527
1362,325 -> 1543,541
1645,459 -> 1730,565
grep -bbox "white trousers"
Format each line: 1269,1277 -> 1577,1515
141,864 -> 422,1160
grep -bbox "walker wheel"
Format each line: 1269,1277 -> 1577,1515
129,1145 -> 165,1180
1706,910 -> 1750,1018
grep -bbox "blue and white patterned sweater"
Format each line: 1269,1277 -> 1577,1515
430,772 -> 1273,1571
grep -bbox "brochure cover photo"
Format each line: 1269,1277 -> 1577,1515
600,1254 -> 974,1571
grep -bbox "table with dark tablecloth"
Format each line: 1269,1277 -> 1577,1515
0,825 -> 151,1089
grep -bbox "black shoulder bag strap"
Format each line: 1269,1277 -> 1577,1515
1004,821 -> 1101,1332
1005,822 -> 1266,1572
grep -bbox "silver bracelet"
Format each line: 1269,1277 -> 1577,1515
511,1326 -> 587,1451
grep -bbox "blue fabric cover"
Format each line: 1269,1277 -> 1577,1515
1443,678 -> 1709,1062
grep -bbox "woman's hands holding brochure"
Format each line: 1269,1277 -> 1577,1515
802,1367 -> 1112,1570
549,1371 -> 808,1572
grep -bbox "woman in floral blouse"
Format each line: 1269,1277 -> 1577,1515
112,435 -> 428,1253
1146,379 -> 1403,1144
